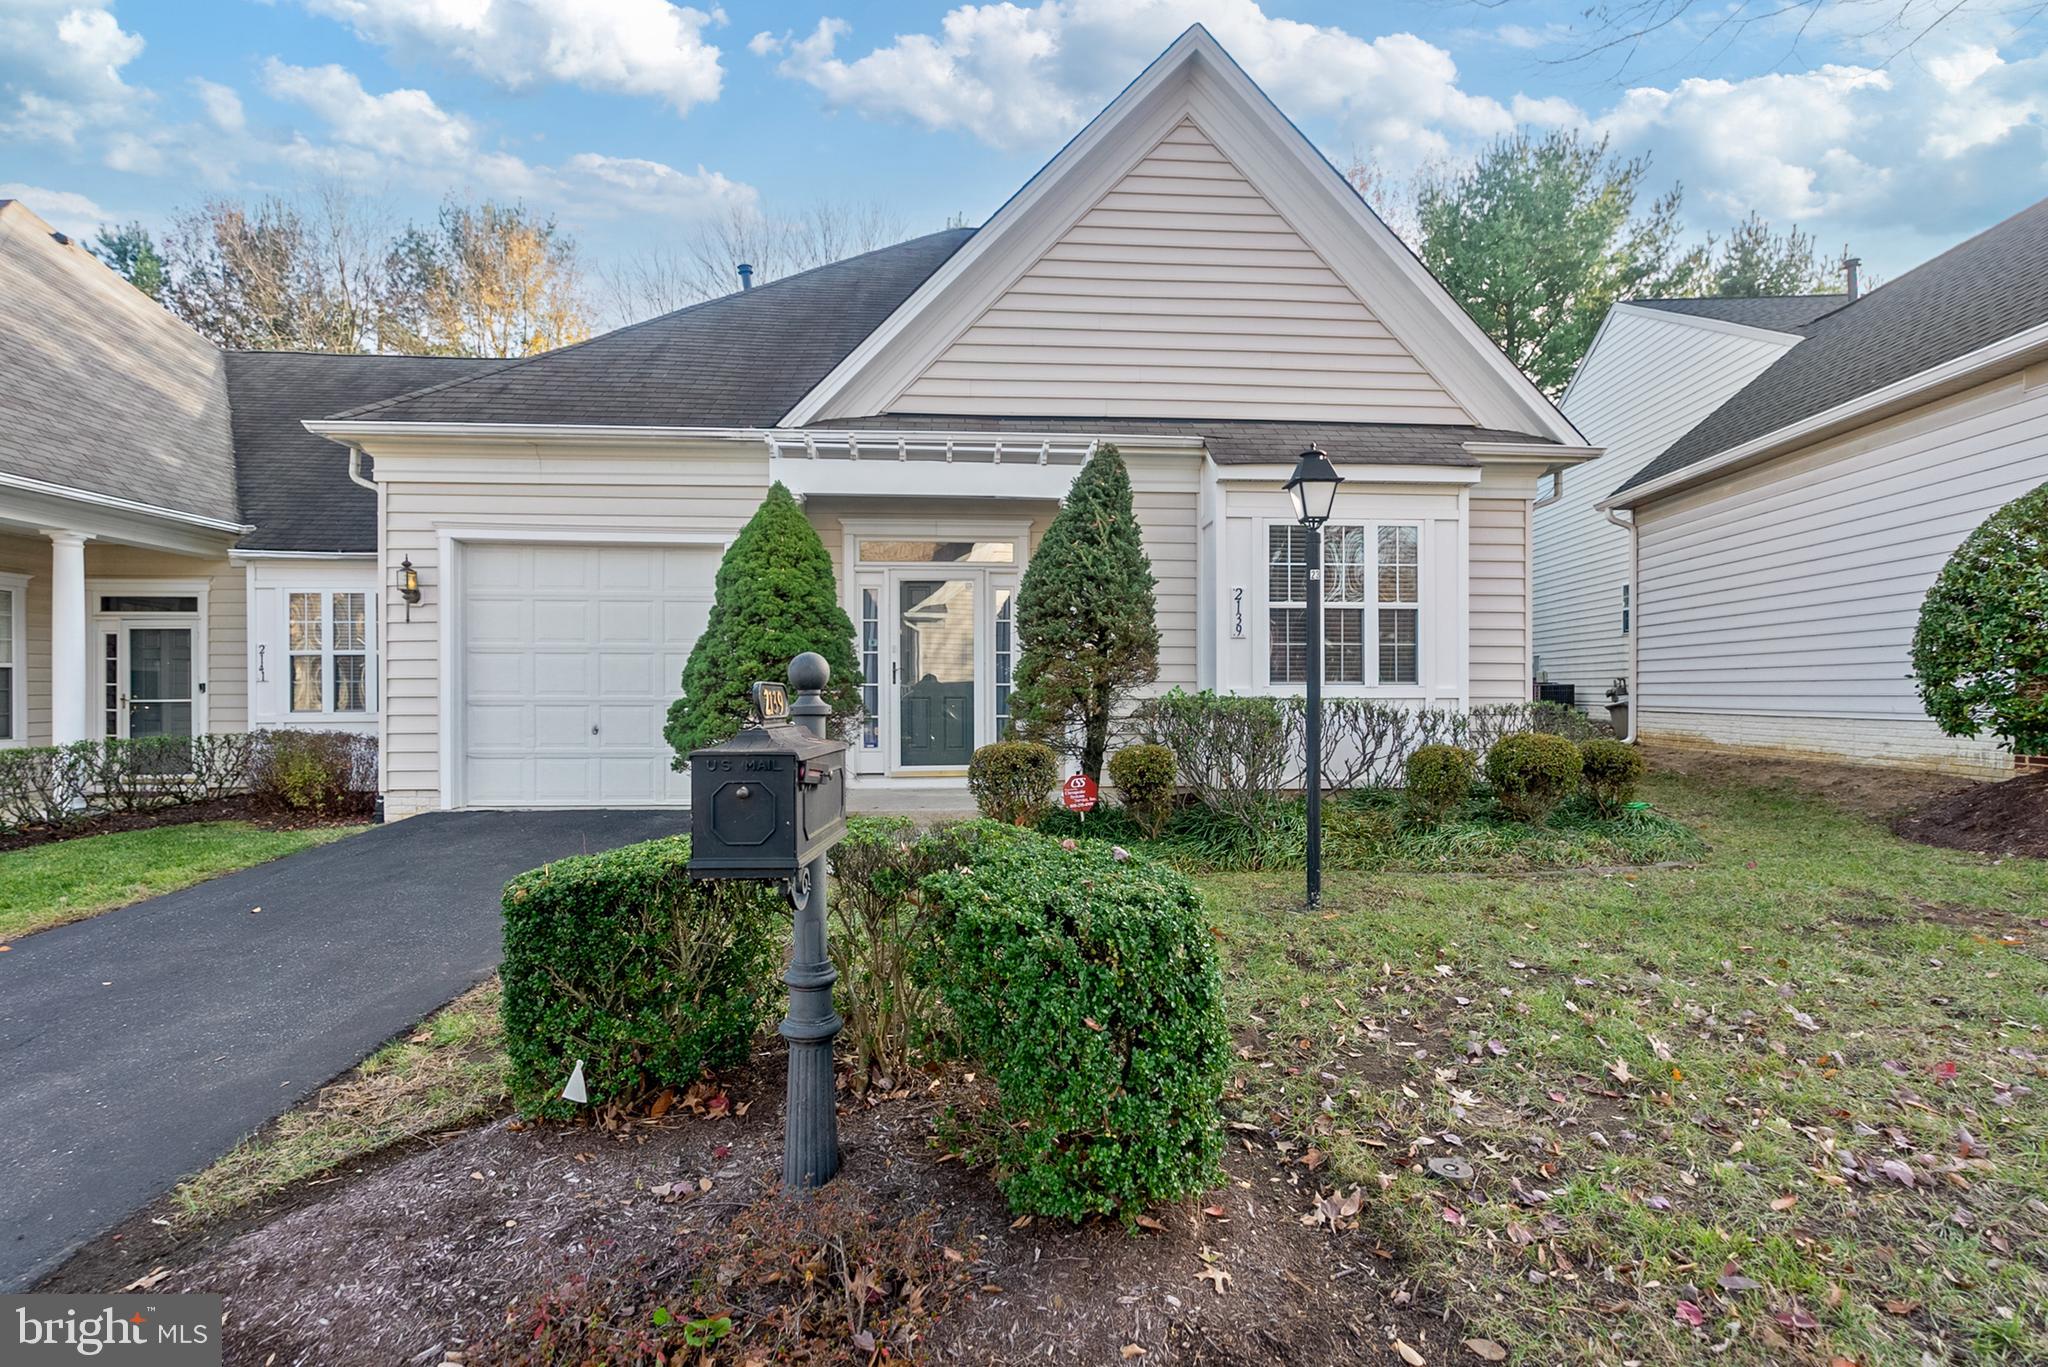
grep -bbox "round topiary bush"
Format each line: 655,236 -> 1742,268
1108,743 -> 1176,837
922,835 -> 1230,1221
1403,743 -> 1476,826
501,837 -> 784,1119
1578,737 -> 1645,817
1911,480 -> 2048,755
1484,731 -> 1583,824
968,740 -> 1060,826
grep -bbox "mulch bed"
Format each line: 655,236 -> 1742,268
1893,768 -> 2048,859
0,795 -> 365,853
42,1052 -> 1457,1366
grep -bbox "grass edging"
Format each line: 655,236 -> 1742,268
170,977 -> 509,1228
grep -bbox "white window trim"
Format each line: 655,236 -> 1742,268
286,589 -> 375,719
0,571 -> 27,747
1258,517 -> 1429,698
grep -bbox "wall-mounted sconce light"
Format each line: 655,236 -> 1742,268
398,555 -> 422,622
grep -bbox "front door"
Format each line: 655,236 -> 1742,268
103,623 -> 197,740
894,575 -> 977,768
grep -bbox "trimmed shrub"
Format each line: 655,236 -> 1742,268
968,740 -> 1059,826
922,836 -> 1229,1219
0,742 -> 98,830
1404,743 -> 1476,826
1010,444 -> 1160,782
1578,738 -> 1645,816
1911,479 -> 2048,754
1140,690 -> 1293,820
1484,731 -> 1584,824
249,730 -> 375,816
501,836 -> 784,1119
665,482 -> 863,759
829,817 -> 952,1090
1108,743 -> 1176,837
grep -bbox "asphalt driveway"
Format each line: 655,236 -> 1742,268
0,808 -> 682,1290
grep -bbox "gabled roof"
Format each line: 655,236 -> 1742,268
226,351 -> 501,552
0,199 -> 241,527
325,230 -> 976,428
1616,196 -> 2048,499
813,414 -> 1550,466
784,25 -> 1583,445
1631,294 -> 1847,333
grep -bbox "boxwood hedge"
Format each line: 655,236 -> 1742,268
500,836 -> 784,1118
921,835 -> 1229,1219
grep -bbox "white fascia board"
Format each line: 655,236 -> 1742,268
231,549 -> 376,562
777,24 -> 1584,447
1463,442 -> 1603,464
1210,462 -> 1483,486
1600,316 -> 2048,510
0,471 -> 251,535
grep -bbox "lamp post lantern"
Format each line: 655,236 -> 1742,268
1284,447 -> 1344,910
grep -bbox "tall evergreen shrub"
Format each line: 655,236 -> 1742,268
1911,481 -> 2048,754
1011,445 -> 1159,782
665,483 -> 862,760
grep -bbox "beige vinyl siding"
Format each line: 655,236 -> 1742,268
0,533 -> 52,744
1469,497 -> 1530,705
86,544 -> 246,734
895,118 -> 1470,424
369,441 -> 769,817
1135,483 -> 1200,691
1538,308 -> 1799,702
1635,362 -> 2048,774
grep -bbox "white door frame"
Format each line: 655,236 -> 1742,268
434,528 -> 731,810
839,518 -> 1029,779
85,578 -> 209,741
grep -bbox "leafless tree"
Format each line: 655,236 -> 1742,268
601,199 -> 913,326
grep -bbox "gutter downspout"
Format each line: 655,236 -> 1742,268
1533,464 -> 1565,509
1603,506 -> 1638,743
347,443 -> 376,492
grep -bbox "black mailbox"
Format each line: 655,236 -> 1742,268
688,718 -> 847,880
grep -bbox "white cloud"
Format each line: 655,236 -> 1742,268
302,0 -> 726,114
193,78 -> 246,133
257,61 -> 755,220
0,0 -> 148,144
763,2 -> 1513,163
0,182 -> 113,239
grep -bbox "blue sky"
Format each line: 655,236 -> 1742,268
4,0 -> 2045,297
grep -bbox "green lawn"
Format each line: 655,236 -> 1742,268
0,820 -> 365,940
1205,767 -> 2048,1365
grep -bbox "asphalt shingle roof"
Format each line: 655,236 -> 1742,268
1617,196 -> 2048,498
330,229 -> 979,428
0,200 -> 239,525
821,414 -> 1551,466
1631,294 -> 1847,332
225,352 -> 502,551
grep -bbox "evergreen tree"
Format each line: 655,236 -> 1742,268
665,483 -> 862,761
1011,445 -> 1159,782
1911,481 -> 2048,754
1705,213 -> 1834,297
91,221 -> 166,300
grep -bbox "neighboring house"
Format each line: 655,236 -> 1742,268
1535,294 -> 1844,706
1582,196 -> 2048,776
1,26 -> 1598,817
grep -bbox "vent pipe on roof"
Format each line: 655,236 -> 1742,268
737,262 -> 753,291
1842,252 -> 1862,302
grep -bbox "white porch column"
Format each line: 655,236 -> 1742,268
45,530 -> 91,744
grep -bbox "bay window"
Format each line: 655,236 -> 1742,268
1268,522 -> 1421,687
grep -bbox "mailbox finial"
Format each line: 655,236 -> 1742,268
789,651 -> 830,693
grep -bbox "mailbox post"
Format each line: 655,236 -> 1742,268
687,652 -> 847,1191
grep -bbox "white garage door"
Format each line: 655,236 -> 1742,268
460,543 -> 717,807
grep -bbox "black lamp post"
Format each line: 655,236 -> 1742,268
1284,447 -> 1344,910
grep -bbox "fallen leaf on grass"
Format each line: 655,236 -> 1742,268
1883,1299 -> 1921,1316
1717,1262 -> 1763,1293
1463,1339 -> 1507,1361
1674,1301 -> 1706,1327
1879,1159 -> 1916,1187
1608,1058 -> 1635,1084
1770,1195 -> 1799,1211
123,1267 -> 170,1292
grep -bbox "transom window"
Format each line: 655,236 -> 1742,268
1268,523 -> 1421,686
858,539 -> 1015,564
288,591 -> 370,713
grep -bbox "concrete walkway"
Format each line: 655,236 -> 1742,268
0,808 -> 681,1289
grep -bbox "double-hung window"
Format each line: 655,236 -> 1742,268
288,591 -> 370,714
0,575 -> 22,743
1268,523 -> 1421,686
